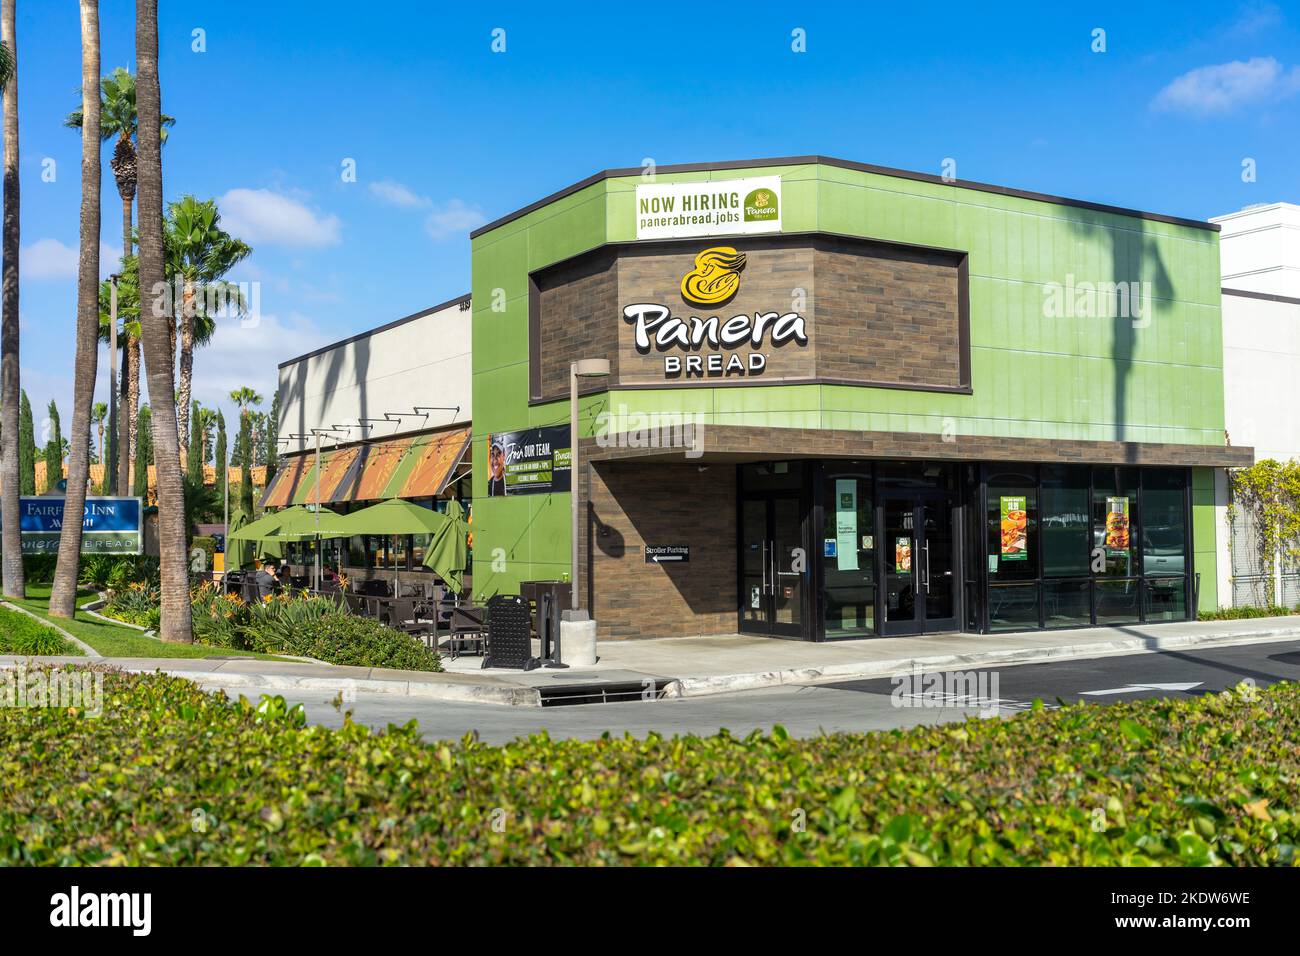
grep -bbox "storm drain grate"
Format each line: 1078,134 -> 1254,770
538,679 -> 675,707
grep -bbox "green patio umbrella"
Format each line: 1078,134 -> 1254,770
332,498 -> 452,591
226,507 -> 254,571
423,498 -> 469,593
226,505 -> 345,542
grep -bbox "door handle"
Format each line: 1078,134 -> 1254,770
924,542 -> 931,593
761,540 -> 768,594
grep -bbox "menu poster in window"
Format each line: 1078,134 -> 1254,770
486,426 -> 572,497
834,479 -> 858,571
999,495 -> 1028,561
895,537 -> 912,574
1105,496 -> 1131,555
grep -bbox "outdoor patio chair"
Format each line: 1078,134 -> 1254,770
446,605 -> 487,660
344,593 -> 370,617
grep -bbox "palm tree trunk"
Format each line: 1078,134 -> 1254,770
109,188 -> 130,490
135,0 -> 191,642
0,0 -> 22,600
176,283 -> 193,465
50,0 -> 101,618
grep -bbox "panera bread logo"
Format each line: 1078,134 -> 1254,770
744,188 -> 778,223
622,245 -> 808,379
680,247 -> 746,308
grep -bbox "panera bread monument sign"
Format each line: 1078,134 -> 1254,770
622,245 -> 809,379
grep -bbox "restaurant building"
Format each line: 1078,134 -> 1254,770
1211,201 -> 1300,607
264,294 -> 473,587
469,156 -> 1251,641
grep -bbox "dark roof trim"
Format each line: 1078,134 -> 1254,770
469,155 -> 1219,240
277,293 -> 471,369
1223,287 -> 1300,306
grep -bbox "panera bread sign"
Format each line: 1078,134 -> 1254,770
635,176 -> 782,240
621,245 -> 809,379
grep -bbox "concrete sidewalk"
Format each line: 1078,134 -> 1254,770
4,614 -> 1300,707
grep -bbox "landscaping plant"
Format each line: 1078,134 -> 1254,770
0,669 -> 1296,865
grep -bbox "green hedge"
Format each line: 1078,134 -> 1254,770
0,607 -> 81,656
1199,604 -> 1300,621
1,668 -> 1296,865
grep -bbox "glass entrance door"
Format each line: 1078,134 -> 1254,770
739,492 -> 805,637
881,493 -> 958,635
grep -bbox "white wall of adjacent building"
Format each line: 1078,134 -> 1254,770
277,295 -> 472,456
1210,203 -> 1300,607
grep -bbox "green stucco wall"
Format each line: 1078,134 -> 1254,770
469,160 -> 1225,599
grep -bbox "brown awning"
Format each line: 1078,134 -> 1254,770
259,426 -> 472,508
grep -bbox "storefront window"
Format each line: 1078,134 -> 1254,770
1096,578 -> 1141,625
1142,469 -> 1188,577
1043,579 -> 1091,628
1041,465 -> 1090,577
820,466 -> 874,637
1145,576 -> 1187,621
988,584 -> 1039,632
986,468 -> 1037,583
1092,467 -> 1139,577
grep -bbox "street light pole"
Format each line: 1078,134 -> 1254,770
107,274 -> 119,494
569,359 -> 610,612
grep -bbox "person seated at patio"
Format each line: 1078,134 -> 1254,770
251,560 -> 277,599
274,563 -> 293,591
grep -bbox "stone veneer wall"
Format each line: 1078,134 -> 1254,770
585,460 -> 737,640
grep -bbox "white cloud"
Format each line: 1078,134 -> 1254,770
1225,3 -> 1284,40
369,179 -> 431,209
1152,57 -> 1300,115
218,188 -> 342,247
424,199 -> 486,241
189,310 -> 331,421
21,238 -> 77,280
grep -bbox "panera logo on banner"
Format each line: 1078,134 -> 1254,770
622,246 -> 808,379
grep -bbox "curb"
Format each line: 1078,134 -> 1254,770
140,667 -> 542,707
668,626 -> 1300,698
0,602 -> 102,658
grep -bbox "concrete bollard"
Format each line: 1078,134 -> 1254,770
560,618 -> 598,666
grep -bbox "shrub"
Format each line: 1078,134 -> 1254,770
0,669 -> 1296,865
103,581 -> 162,630
279,612 -> 442,671
0,607 -> 80,655
1199,604 -> 1300,621
79,554 -> 159,591
21,554 -> 57,584
241,593 -> 340,654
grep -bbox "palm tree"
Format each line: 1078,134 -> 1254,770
229,386 -> 262,424
50,0 -> 102,619
0,0 -> 21,600
166,195 -> 249,462
65,67 -> 172,493
135,0 -> 191,642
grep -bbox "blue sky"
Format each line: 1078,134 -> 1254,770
10,0 -> 1300,439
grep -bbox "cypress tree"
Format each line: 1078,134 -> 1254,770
237,414 -> 254,516
186,401 -> 204,484
18,390 -> 35,495
214,410 -> 227,499
43,400 -> 63,492
262,389 -> 279,481
134,404 -> 152,499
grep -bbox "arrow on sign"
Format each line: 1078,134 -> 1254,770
651,555 -> 685,562
1080,682 -> 1203,697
